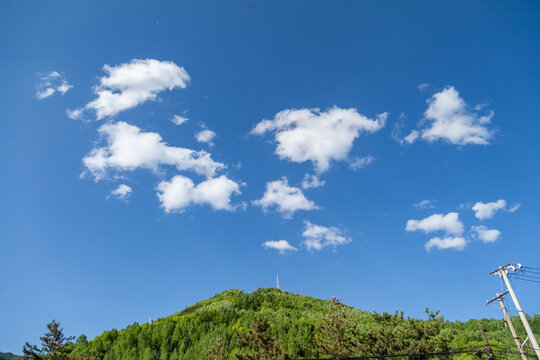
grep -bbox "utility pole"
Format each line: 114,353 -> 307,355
491,264 -> 540,360
478,321 -> 497,360
487,291 -> 528,360
276,273 -> 280,290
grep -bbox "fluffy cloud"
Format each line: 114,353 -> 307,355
406,212 -> 464,235
36,71 -> 72,99
196,129 -> 216,146
157,175 -> 241,213
83,121 -> 224,180
405,86 -> 495,145
108,184 -> 132,201
252,177 -> 319,218
472,199 -> 506,220
171,114 -> 188,126
252,107 -> 387,173
349,155 -> 375,170
425,237 -> 467,252
413,199 -> 436,209
471,225 -> 501,243
69,59 -> 190,119
302,221 -> 351,251
262,240 -> 298,254
301,174 -> 325,189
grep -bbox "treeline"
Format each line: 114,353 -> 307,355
21,288 -> 540,360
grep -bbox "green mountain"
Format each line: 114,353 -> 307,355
0,352 -> 19,360
70,287 -> 540,360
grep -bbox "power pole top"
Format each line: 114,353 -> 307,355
490,263 -> 522,276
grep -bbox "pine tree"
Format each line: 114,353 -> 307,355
208,335 -> 226,360
235,319 -> 288,360
314,297 -> 360,359
22,320 -> 75,360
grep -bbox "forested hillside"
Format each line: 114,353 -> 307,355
0,352 -> 19,360
65,288 -> 540,360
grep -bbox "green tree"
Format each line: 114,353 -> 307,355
22,320 -> 74,360
313,296 -> 360,358
208,335 -> 227,360
235,319 -> 288,360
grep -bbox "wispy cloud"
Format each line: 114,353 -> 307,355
36,71 -> 73,99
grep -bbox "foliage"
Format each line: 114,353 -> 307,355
0,352 -> 20,360
55,288 -> 540,360
21,320 -> 74,360
313,297 -> 360,358
235,319 -> 289,360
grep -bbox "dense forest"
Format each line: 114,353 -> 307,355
19,288 -> 540,359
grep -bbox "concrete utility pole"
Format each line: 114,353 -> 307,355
478,321 -> 497,360
487,291 -> 528,360
276,273 -> 280,289
491,264 -> 540,360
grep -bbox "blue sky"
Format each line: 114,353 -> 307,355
1,0 -> 540,354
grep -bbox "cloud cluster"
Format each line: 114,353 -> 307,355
69,59 -> 190,119
262,240 -> 298,254
252,107 -> 387,173
302,221 -> 351,251
406,212 -> 466,251
405,86 -> 495,145
157,175 -> 242,213
83,121 -> 224,180
253,177 -> 319,218
36,71 -> 72,99
472,199 -> 506,220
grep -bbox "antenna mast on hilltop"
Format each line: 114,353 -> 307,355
276,273 -> 280,289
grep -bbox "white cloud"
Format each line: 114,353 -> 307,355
406,212 -> 463,235
403,130 -> 419,144
301,174 -> 325,189
83,121 -> 224,180
36,88 -> 56,99
69,59 -> 190,119
406,86 -> 495,145
349,155 -> 375,170
196,129 -> 216,146
508,203 -> 521,213
108,184 -> 132,201
472,199 -> 506,220
417,83 -> 429,91
413,199 -> 436,209
36,71 -> 72,99
171,114 -> 188,126
425,236 -> 467,252
302,221 -> 351,251
471,225 -> 501,243
252,177 -> 319,219
252,107 -> 387,173
157,175 -> 241,213
262,240 -> 298,254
